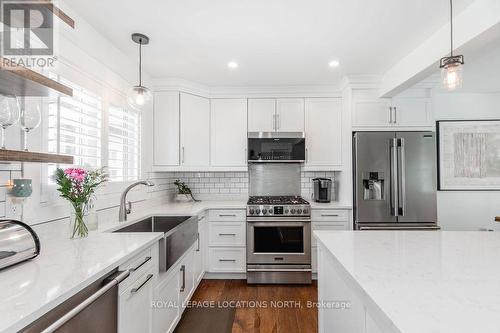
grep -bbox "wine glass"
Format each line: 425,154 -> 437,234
20,98 -> 41,151
0,95 -> 20,149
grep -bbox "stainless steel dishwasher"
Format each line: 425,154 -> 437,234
20,269 -> 129,333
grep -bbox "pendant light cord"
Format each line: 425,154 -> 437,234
139,40 -> 142,86
450,0 -> 453,57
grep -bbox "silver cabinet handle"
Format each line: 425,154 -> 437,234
219,214 -> 237,217
388,107 -> 393,124
181,146 -> 185,164
130,256 -> 151,272
198,215 -> 205,221
321,214 -> 339,217
196,232 -> 200,252
305,148 -> 308,163
393,106 -> 397,124
180,265 -> 186,292
40,270 -> 130,333
131,274 -> 153,293
219,259 -> 236,262
218,233 -> 236,236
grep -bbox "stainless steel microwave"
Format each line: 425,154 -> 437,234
247,132 -> 305,162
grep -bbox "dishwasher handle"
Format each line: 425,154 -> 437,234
40,270 -> 130,333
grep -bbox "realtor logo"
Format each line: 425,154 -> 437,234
2,0 -> 54,56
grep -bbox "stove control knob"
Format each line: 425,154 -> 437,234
249,209 -> 255,215
290,208 -> 296,214
284,209 -> 289,214
262,208 -> 267,214
256,208 -> 261,214
297,209 -> 302,214
303,208 -> 309,215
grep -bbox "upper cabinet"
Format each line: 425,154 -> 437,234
276,98 -> 305,132
180,93 -> 210,167
248,99 -> 275,132
210,99 -> 247,167
153,91 -> 180,166
248,98 -> 304,132
352,90 -> 433,130
305,98 -> 342,169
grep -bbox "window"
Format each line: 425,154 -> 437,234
48,76 -> 102,168
107,105 -> 141,181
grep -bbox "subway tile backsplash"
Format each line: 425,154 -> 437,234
164,169 -> 336,200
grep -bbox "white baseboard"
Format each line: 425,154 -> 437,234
203,272 -> 247,279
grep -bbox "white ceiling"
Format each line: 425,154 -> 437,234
65,0 -> 476,87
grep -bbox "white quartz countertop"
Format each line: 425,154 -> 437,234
314,230 -> 500,333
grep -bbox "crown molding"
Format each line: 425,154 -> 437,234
340,75 -> 382,90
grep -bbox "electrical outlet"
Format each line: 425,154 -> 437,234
6,197 -> 23,219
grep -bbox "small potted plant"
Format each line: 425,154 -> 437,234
174,179 -> 199,202
54,168 -> 107,238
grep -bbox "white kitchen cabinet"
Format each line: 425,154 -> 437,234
352,95 -> 432,129
276,98 -> 305,132
305,98 -> 342,168
194,216 -> 206,284
352,99 -> 392,128
152,270 -> 180,333
119,269 -> 155,333
153,91 -> 180,166
248,98 -> 304,132
180,93 -> 210,167
248,98 -> 276,132
392,98 -> 432,127
210,99 -> 247,167
208,247 -> 246,273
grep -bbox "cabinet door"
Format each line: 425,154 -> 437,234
119,271 -> 154,333
210,99 -> 247,166
352,99 -> 392,128
152,272 -> 180,333
305,98 -> 342,167
180,93 -> 210,167
194,219 -> 206,284
276,98 -> 304,132
248,99 -> 275,132
393,98 -> 432,127
153,91 -> 180,166
179,249 -> 195,306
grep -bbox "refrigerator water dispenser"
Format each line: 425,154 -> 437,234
363,172 -> 384,200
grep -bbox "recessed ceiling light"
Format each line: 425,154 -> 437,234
227,61 -> 239,69
328,60 -> 340,68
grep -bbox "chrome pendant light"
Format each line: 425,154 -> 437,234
440,0 -> 464,91
127,33 -> 152,109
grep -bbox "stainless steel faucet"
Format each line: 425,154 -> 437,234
119,180 -> 155,222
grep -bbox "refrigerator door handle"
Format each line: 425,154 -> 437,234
398,138 -> 407,216
390,138 -> 399,217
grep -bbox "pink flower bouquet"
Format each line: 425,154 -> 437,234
55,168 -> 107,238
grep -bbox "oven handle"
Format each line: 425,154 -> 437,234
247,221 -> 310,227
247,268 -> 312,272
246,217 -> 311,223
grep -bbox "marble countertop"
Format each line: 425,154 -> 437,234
314,230 -> 500,333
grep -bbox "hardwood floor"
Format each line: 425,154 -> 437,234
190,279 -> 318,333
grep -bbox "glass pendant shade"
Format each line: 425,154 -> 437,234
127,85 -> 152,109
441,61 -> 463,91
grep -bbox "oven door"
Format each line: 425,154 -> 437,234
246,217 -> 311,265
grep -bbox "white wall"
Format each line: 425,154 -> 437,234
433,92 -> 500,230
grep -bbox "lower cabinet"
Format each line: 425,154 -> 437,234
178,250 -> 195,306
119,270 -> 155,333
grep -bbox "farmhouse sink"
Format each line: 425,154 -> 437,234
114,215 -> 198,271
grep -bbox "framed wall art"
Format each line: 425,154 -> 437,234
437,120 -> 500,190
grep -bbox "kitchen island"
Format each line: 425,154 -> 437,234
314,230 -> 500,333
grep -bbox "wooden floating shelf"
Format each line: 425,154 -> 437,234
495,217 -> 500,222
0,58 -> 73,97
46,3 -> 75,28
0,149 -> 73,164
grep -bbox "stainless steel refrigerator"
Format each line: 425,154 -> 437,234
353,132 -> 439,230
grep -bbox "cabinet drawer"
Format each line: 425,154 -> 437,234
312,209 -> 349,222
312,222 -> 349,247
119,247 -> 154,291
209,222 -> 246,247
208,248 -> 246,273
208,209 -> 246,222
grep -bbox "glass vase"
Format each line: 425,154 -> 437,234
69,202 -> 97,239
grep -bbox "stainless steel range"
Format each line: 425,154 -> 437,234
246,196 -> 312,284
